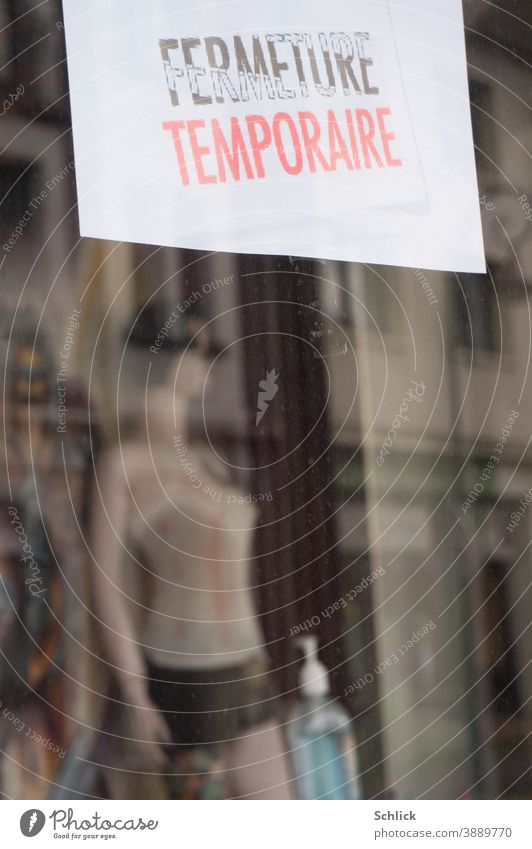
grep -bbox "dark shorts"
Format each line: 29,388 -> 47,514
146,657 -> 277,746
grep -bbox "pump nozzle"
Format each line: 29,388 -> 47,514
297,635 -> 329,697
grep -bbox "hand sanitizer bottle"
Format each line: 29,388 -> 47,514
287,635 -> 362,800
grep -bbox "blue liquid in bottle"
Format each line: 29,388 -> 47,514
287,637 -> 362,800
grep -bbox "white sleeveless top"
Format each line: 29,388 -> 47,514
128,444 -> 266,670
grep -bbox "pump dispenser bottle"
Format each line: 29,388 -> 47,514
286,636 -> 362,799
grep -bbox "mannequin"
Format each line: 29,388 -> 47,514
92,344 -> 292,799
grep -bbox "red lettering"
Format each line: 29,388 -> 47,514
162,121 -> 190,186
345,110 -> 361,170
187,119 -> 217,184
273,112 -> 303,175
327,109 -> 352,171
165,107 -> 399,185
246,114 -> 272,178
376,107 -> 402,167
298,111 -> 331,173
212,117 -> 254,182
356,109 -> 383,168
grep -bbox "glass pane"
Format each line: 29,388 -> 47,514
0,0 -> 531,802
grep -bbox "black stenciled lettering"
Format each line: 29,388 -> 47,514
234,34 -> 276,101
182,37 -> 212,105
266,34 -> 296,99
306,33 -> 336,97
159,39 -> 183,106
286,33 -> 309,97
331,32 -> 362,95
360,56 -> 379,95
355,33 -> 379,95
205,36 -> 240,103
159,30 -> 379,106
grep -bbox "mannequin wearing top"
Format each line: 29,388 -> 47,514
91,348 -> 292,798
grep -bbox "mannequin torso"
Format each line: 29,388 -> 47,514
124,439 -> 264,669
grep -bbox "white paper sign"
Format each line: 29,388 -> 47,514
62,0 -> 485,272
